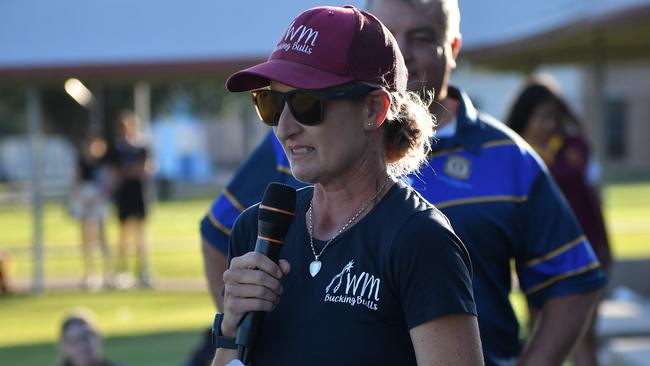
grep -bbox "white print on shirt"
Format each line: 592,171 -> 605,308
274,21 -> 318,55
323,260 -> 381,311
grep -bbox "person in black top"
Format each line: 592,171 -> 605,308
212,6 -> 482,366
106,111 -> 153,289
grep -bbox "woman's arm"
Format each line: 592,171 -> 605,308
410,313 -> 483,366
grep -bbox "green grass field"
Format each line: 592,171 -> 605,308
0,198 -> 210,280
0,182 -> 648,365
0,198 -> 215,366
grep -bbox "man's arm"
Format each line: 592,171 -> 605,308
517,289 -> 601,365
202,239 -> 228,311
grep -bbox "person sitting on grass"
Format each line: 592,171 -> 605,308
59,309 -> 127,366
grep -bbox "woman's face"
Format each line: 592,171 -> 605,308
524,100 -> 560,145
271,81 -> 371,186
60,322 -> 103,366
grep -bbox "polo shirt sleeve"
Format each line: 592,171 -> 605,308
227,205 -> 259,264
200,131 -> 303,254
389,210 -> 476,330
516,168 -> 606,307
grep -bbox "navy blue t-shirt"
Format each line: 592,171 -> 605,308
204,87 -> 606,366
228,182 -> 476,366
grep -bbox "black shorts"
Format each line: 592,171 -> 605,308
115,179 -> 147,222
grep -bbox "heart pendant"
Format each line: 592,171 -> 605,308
309,260 -> 322,277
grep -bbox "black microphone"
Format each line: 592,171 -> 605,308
236,183 -> 296,364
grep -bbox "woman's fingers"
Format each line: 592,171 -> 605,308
230,252 -> 284,278
278,259 -> 291,276
226,282 -> 282,304
220,253 -> 291,336
224,292 -> 278,314
224,270 -> 284,299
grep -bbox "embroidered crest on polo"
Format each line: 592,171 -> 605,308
444,155 -> 471,180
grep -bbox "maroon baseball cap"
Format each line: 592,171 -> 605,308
226,5 -> 407,92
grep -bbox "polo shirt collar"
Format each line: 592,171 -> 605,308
432,86 -> 483,155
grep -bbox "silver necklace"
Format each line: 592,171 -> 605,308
307,177 -> 390,277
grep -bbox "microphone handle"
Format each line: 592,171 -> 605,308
236,311 -> 264,363
236,237 -> 282,364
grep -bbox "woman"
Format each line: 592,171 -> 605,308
212,6 -> 482,366
507,78 -> 611,366
59,310 -> 124,366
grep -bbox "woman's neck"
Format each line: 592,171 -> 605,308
310,169 -> 392,240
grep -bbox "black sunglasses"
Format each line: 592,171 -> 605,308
250,84 -> 378,126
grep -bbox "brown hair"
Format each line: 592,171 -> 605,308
383,89 -> 435,177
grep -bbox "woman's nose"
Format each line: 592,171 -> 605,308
274,103 -> 301,141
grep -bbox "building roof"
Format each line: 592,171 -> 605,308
460,2 -> 650,70
2,0 -> 648,79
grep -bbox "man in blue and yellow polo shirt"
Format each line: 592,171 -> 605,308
196,1 -> 605,365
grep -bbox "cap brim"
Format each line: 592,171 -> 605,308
226,59 -> 355,92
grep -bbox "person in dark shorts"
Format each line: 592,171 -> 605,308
106,111 -> 152,288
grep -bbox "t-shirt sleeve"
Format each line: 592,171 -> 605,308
201,131 -> 305,254
516,170 -> 606,307
389,211 -> 476,330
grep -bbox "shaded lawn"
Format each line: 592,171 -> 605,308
0,329 -> 205,366
0,290 -> 214,366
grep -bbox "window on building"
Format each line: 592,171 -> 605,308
605,98 -> 627,160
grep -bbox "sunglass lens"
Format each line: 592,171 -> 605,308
289,91 -> 322,125
252,90 -> 283,126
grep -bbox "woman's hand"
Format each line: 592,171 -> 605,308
220,252 -> 291,336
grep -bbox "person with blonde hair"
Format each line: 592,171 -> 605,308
201,1 -> 606,365
211,5 -> 482,366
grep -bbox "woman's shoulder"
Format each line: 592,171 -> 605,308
391,182 -> 451,221
381,182 -> 458,239
384,182 -> 470,261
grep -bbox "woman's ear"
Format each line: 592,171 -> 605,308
365,89 -> 391,130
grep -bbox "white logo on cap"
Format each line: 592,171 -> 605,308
275,21 -> 318,55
